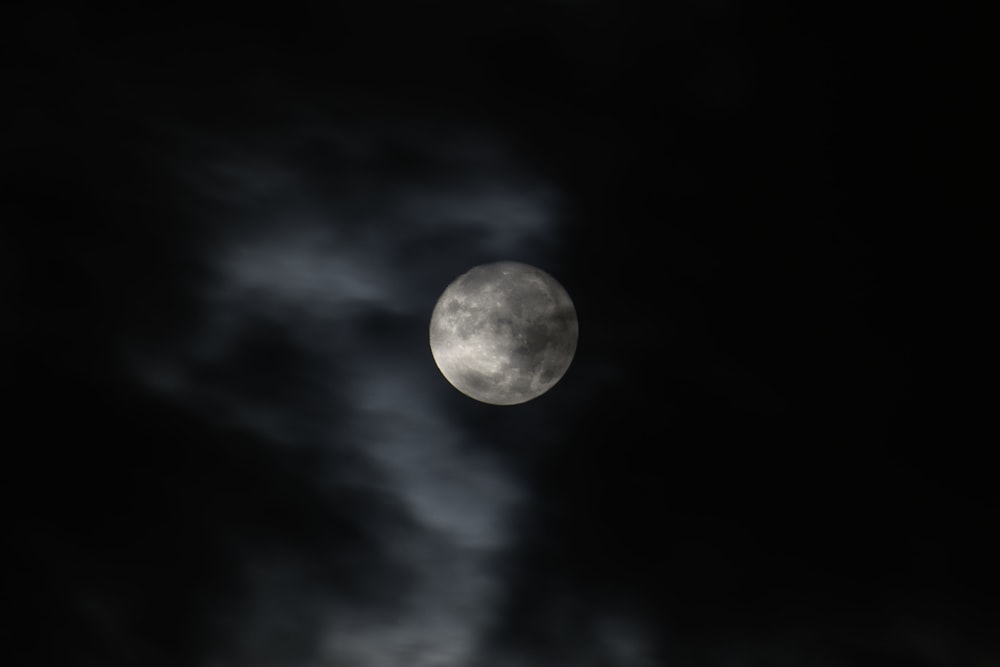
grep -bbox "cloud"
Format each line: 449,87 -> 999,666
125,112 -> 632,667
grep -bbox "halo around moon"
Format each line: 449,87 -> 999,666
429,261 -> 578,405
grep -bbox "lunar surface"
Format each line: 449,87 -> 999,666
429,261 -> 578,405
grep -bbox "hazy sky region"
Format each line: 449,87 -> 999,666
5,3 -> 995,667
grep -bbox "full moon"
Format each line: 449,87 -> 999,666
429,261 -> 578,405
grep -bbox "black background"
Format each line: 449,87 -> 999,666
5,2 -> 995,665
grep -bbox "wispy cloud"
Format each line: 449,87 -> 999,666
126,114 -> 646,667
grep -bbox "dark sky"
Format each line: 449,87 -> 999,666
5,3 -> 995,666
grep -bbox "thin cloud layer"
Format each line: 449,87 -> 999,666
127,113 -> 654,666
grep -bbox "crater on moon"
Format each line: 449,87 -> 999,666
429,261 -> 578,405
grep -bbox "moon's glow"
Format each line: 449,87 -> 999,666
429,262 -> 578,405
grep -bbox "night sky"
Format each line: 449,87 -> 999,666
6,3 -> 995,666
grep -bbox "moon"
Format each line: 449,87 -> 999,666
429,261 -> 578,405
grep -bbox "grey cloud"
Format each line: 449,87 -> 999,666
126,113 -> 641,667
